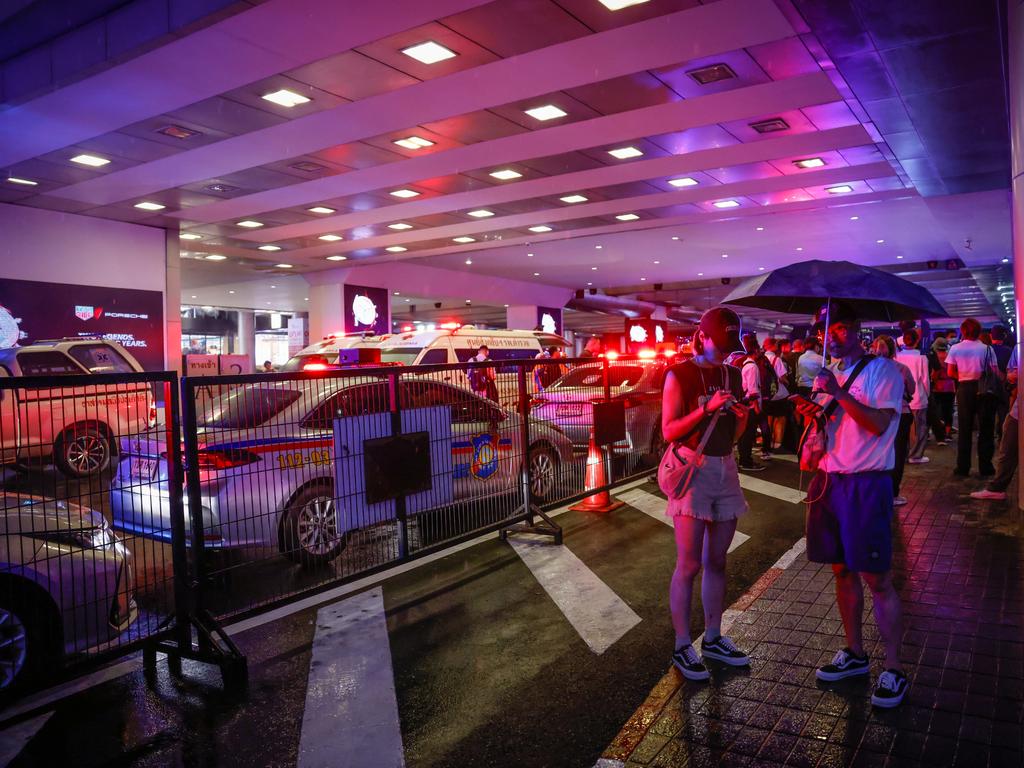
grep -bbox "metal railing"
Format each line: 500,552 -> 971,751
1,356 -> 665,698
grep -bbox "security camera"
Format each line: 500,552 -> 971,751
434,302 -> 442,309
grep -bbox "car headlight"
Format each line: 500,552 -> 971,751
31,521 -> 116,550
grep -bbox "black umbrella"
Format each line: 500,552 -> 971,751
721,260 -> 947,321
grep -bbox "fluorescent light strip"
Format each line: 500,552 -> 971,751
70,154 -> 110,167
6,177 -> 37,186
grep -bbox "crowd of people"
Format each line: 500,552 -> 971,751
659,303 -> 1019,711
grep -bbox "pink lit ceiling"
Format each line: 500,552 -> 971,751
0,0 -> 1012,322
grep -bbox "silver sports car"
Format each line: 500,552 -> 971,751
111,376 -> 573,566
1,494 -> 136,692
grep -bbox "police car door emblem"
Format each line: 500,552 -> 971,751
470,433 -> 499,479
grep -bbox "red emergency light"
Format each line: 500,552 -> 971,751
439,322 -> 462,330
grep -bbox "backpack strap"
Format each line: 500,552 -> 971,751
822,354 -> 875,418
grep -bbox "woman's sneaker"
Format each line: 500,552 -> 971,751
871,669 -> 909,708
701,635 -> 750,666
816,648 -> 870,681
672,643 -> 710,681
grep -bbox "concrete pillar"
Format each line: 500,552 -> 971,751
507,305 -> 563,334
237,310 -> 255,357
1011,0 -> 1024,510
164,230 -> 182,374
308,282 -> 346,343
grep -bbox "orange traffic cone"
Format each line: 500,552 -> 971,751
570,436 -> 625,514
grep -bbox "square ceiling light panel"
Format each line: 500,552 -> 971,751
524,104 -> 567,121
615,213 -> 640,221
668,177 -> 698,188
393,136 -> 435,150
388,222 -> 414,229
468,209 -> 495,218
401,41 -> 457,64
390,188 -> 420,198
308,206 -> 336,214
134,201 -> 165,211
560,194 -> 588,203
70,153 -> 110,167
261,89 -> 311,108
489,169 -> 523,180
608,146 -> 643,159
318,234 -> 343,241
528,225 -> 553,233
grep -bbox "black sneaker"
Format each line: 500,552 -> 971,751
672,643 -> 710,681
871,668 -> 909,708
738,462 -> 767,473
816,647 -> 870,681
701,635 -> 750,666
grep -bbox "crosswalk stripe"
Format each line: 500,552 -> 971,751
298,587 -> 405,768
770,453 -> 799,463
509,536 -> 641,654
617,489 -> 750,552
736,473 -> 805,504
0,712 -> 52,768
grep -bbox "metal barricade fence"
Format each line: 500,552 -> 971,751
0,356 -> 667,696
0,372 -> 185,695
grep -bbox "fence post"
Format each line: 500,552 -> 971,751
180,377 -> 210,648
162,378 -> 190,663
388,369 -> 409,559
517,363 -> 533,518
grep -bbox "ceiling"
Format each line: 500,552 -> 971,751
0,0 -> 1014,326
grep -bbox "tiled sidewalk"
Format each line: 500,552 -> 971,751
599,455 -> 1024,768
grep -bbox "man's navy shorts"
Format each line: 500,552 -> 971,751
805,471 -> 893,573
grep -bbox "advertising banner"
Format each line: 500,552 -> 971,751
0,278 -> 165,370
624,319 -> 667,354
287,317 -> 309,356
342,284 -> 390,336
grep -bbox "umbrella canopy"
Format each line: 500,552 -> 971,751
721,260 -> 947,322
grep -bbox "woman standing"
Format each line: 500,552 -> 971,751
661,307 -> 752,680
930,337 -> 955,443
872,335 -> 915,507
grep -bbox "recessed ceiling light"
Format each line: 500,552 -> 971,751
1002,257 -> 1010,263
826,184 -> 853,194
388,222 -> 413,230
390,188 -> 419,198
653,260 -> 660,264
640,277 -> 647,281
759,266 -> 766,271
686,62 -> 737,85
393,136 -> 435,150
608,146 -> 643,159
560,194 -> 588,204
401,41 -> 457,65
598,0 -> 651,8
453,236 -> 476,243
386,246 -> 407,253
261,89 -> 310,108
204,254 -> 226,261
527,252 -> 534,257
464,258 -> 473,265
236,220 -> 263,228
668,177 -> 698,188
615,213 -> 639,221
393,291 -> 401,295
308,206 -> 335,214
6,176 -> 37,186
529,225 -> 552,233
290,161 -> 326,173
793,158 -> 826,169
524,104 -> 567,121
304,297 -> 309,301
697,272 -> 704,276
228,290 -> 235,294
533,272 -> 541,276
70,154 -> 109,167
205,183 -> 239,194
796,247 -> 804,251
756,226 -> 765,231
319,234 -> 343,242
876,239 -> 885,244
134,201 -> 165,211
671,236 -> 680,241
721,254 -> 728,258
326,255 -> 347,261
595,245 -> 603,249
591,266 -> 598,271
713,200 -> 740,208
896,255 -> 904,259
258,245 -> 282,251
275,263 -> 293,269
587,282 -> 593,286
490,169 -> 522,180
850,216 -> 860,221
191,295 -> 197,299
749,117 -> 790,134
467,209 -> 494,218
180,233 -> 202,241
270,285 -> 277,289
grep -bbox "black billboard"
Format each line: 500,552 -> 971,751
0,278 -> 165,370
343,284 -> 390,336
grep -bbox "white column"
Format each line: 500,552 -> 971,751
237,310 -> 255,356
309,282 -> 346,343
1011,0 -> 1024,510
164,230 -> 181,374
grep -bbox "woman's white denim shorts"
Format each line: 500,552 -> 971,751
665,446 -> 748,522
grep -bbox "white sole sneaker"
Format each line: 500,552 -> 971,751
815,664 -> 870,682
672,658 -> 710,681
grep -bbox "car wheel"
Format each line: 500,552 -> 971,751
54,426 -> 112,478
0,595 -> 58,695
528,444 -> 559,503
281,484 -> 346,567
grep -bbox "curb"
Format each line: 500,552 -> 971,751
597,536 -> 808,766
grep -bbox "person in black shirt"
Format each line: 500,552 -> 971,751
661,307 -> 752,680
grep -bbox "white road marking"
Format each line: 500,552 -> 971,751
770,453 -> 799,463
617,489 -> 750,551
772,537 -> 807,570
298,587 -> 404,768
736,474 -> 805,504
508,536 -> 641,654
0,712 -> 52,767
0,477 -> 658,725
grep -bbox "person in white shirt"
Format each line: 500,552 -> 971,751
972,347 -> 1019,500
796,338 -> 824,395
792,301 -> 908,708
873,335 -> 915,508
946,317 -> 1000,477
736,334 -> 766,472
895,329 -> 932,464
762,338 -> 794,451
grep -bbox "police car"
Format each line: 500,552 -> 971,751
0,338 -> 154,478
110,375 -> 573,566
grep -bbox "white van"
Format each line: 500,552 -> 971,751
377,326 -> 568,408
281,332 -> 392,371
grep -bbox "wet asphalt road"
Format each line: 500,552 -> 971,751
2,458 -> 808,768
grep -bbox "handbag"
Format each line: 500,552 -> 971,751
978,346 -> 1005,401
658,409 -> 722,500
797,355 -> 874,472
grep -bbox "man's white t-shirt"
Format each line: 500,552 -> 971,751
741,358 -> 761,405
895,349 -> 930,409
796,350 -> 824,388
817,356 -> 904,474
946,339 -> 996,381
765,351 -> 790,400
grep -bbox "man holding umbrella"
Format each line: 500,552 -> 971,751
793,301 -> 909,708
